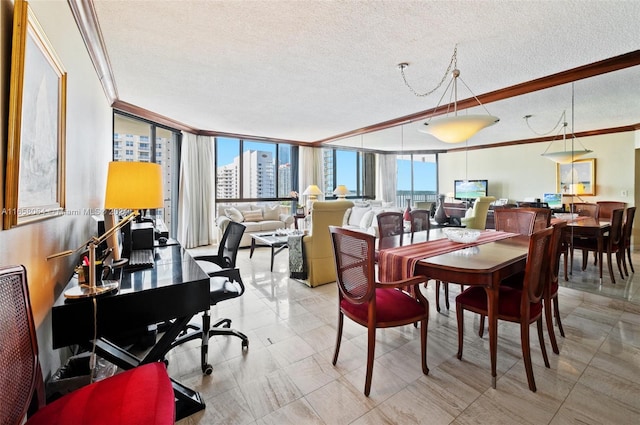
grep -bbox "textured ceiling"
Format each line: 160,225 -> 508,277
91,0 -> 640,151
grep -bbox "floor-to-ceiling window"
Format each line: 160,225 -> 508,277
112,112 -> 180,235
397,153 -> 438,207
321,148 -> 373,199
215,137 -> 296,203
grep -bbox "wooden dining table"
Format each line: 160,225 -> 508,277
415,236 -> 529,388
377,230 -> 529,389
563,217 -> 611,283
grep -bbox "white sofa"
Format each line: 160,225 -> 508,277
216,203 -> 294,247
342,201 -> 403,237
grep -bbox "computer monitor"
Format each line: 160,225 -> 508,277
543,193 -> 563,210
454,179 -> 488,200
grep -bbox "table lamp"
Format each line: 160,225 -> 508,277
303,184 -> 323,212
48,161 -> 163,298
333,185 -> 349,199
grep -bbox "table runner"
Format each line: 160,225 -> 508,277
378,231 -> 516,282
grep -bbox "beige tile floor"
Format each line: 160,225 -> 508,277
172,244 -> 640,424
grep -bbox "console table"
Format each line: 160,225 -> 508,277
51,244 -> 210,420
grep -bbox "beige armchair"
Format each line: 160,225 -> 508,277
302,200 -> 353,287
460,196 -> 496,229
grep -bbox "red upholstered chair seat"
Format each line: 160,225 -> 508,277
341,288 -> 427,324
26,362 -> 175,425
456,286 -> 542,319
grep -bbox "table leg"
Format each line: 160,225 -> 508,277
270,245 -> 275,271
485,286 -> 499,389
250,239 -> 256,258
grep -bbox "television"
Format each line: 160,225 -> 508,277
543,193 -> 563,210
454,179 -> 488,200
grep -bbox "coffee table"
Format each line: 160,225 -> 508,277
249,233 -> 289,271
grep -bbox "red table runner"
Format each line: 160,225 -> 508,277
378,231 -> 517,282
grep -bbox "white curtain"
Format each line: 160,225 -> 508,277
177,133 -> 215,248
377,153 -> 397,204
299,146 -> 324,200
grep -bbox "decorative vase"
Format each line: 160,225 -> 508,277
403,199 -> 412,221
434,194 -> 448,224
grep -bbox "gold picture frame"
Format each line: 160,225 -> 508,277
4,0 -> 67,229
557,158 -> 596,196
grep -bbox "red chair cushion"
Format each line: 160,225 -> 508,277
456,286 -> 542,319
26,362 -> 174,425
341,288 -> 426,323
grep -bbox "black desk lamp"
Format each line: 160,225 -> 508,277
48,161 -> 164,298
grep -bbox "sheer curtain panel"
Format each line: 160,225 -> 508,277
377,153 -> 397,204
177,133 -> 215,248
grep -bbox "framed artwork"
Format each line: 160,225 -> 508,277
4,0 -> 67,229
557,159 -> 596,196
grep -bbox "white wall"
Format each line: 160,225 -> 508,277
1,0 -> 112,378
439,132 -> 636,207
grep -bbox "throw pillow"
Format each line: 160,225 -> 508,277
343,208 -> 352,225
348,205 -> 371,226
359,210 -> 375,229
242,210 -> 264,222
224,207 -> 244,222
262,204 -> 280,220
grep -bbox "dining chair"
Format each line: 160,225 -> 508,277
0,265 -> 175,425
570,202 -> 600,219
409,209 -> 430,240
456,226 -> 554,392
622,207 -> 636,275
377,211 -> 405,247
169,221 -> 247,375
496,221 -> 567,354
596,201 -> 626,221
516,207 -> 551,232
478,208 -> 552,337
435,203 -> 521,313
329,226 -> 429,396
494,208 -> 537,235
571,208 -> 625,284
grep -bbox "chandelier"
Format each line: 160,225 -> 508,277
398,46 -> 499,143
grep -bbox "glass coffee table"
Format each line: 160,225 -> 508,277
249,232 -> 290,272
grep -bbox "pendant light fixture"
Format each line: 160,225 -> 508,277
527,84 -> 592,164
398,46 -> 499,143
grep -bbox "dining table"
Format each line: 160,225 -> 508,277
563,217 -> 611,283
377,229 -> 529,389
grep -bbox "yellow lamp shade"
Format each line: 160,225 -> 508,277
333,185 -> 349,198
104,161 -> 164,210
302,184 -> 323,197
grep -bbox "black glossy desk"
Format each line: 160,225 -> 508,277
52,244 -> 209,419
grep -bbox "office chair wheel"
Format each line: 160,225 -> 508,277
163,358 -> 169,367
202,364 -> 213,375
242,339 -> 249,349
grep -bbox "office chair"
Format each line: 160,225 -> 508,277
0,265 -> 175,425
168,221 -> 247,375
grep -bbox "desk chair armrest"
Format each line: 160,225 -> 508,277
194,254 -> 230,268
209,267 -> 245,296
